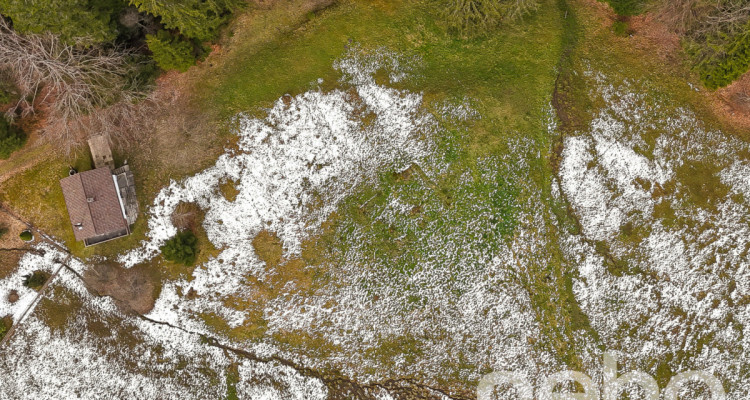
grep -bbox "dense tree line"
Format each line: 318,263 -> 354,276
661,0 -> 750,89
0,0 -> 243,153
0,0 -> 243,70
0,0 -> 124,46
647,0 -> 750,89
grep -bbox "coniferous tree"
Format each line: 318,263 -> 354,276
160,230 -> 198,266
0,116 -> 24,159
130,0 -> 242,41
0,0 -> 123,46
146,31 -> 197,72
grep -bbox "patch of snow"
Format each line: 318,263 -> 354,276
560,79 -> 750,398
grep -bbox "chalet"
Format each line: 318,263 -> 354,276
59,135 -> 138,246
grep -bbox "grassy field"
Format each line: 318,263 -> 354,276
552,0 -> 750,392
0,0 -> 584,391
1,0 -> 749,396
178,0 -> 596,390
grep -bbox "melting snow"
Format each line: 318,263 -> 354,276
560,79 -> 750,398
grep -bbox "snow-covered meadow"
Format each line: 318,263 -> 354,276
1,44 -> 749,399
559,75 -> 750,398
110,47 -> 560,388
0,245 -> 331,399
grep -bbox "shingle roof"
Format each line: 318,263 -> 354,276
60,167 -> 127,242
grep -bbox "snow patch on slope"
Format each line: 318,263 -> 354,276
560,79 -> 750,398
121,49 -> 434,268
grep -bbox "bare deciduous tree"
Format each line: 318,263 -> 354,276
695,0 -> 750,37
653,0 -> 712,34
654,0 -> 750,37
441,0 -> 540,37
505,0 -> 540,21
0,18 -> 153,152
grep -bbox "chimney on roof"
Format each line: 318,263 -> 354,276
87,197 -> 95,203
74,223 -> 83,230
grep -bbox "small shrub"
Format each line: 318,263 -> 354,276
19,230 -> 33,241
0,116 -> 26,160
612,20 -> 629,37
438,0 -> 540,38
146,31 -> 198,72
23,270 -> 51,290
160,230 -> 198,266
0,88 -> 10,104
599,0 -> 647,16
0,224 -> 7,240
687,22 -> 750,89
0,79 -> 14,104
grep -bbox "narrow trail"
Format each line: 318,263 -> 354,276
0,254 -> 69,347
0,204 -> 74,347
140,312 -> 467,400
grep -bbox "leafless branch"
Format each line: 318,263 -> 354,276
0,18 -> 153,152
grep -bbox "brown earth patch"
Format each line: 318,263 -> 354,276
707,71 -> 750,133
628,13 -> 681,62
578,0 -> 618,30
171,202 -> 203,231
220,229 -> 324,340
38,285 -> 84,332
0,211 -> 31,279
219,179 -> 240,202
122,77 -> 231,203
252,230 -> 284,268
0,211 -> 28,249
83,262 -> 157,314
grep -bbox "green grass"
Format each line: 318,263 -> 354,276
0,315 -> 10,340
0,158 -> 79,249
174,1 -> 597,388
214,0 -> 604,385
38,286 -> 83,333
553,0 -> 750,388
612,19 -> 628,36
224,364 -> 240,400
5,0 -> 734,392
598,0 -> 647,16
0,1 -> 587,384
195,0 -> 561,146
189,0 -> 595,381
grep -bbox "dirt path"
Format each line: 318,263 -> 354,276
0,254 -> 69,347
139,313 -> 468,400
0,204 -> 74,347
